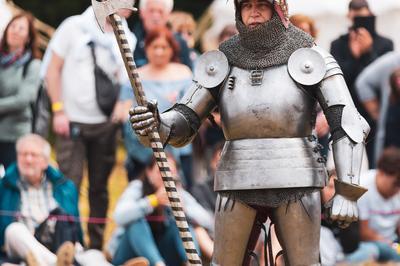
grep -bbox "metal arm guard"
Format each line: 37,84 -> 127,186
289,46 -> 370,189
157,50 -> 229,147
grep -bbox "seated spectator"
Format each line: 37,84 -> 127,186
356,52 -> 400,164
320,171 -> 345,266
345,147 -> 400,263
0,134 -> 81,266
120,26 -> 193,188
190,142 -> 224,261
0,12 -> 41,170
191,141 -> 223,215
108,154 -> 212,266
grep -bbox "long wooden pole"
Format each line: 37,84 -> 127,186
108,13 -> 202,265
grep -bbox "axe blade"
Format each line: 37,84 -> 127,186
92,0 -> 137,32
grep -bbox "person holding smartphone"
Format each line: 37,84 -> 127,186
330,0 -> 394,169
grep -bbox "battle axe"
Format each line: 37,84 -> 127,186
91,0 -> 202,264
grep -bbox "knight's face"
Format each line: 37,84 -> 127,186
240,0 -> 273,28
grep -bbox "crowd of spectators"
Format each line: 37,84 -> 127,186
1,0 -> 400,265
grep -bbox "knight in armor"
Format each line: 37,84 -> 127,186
129,0 -> 370,265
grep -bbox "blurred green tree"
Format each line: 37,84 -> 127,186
13,0 -> 213,28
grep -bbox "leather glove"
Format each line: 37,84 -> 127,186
129,100 -> 160,136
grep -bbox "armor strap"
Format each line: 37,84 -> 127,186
173,104 -> 201,134
334,179 -> 368,201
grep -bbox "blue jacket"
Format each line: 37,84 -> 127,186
0,164 -> 81,248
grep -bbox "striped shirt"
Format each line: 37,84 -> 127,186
17,175 -> 58,233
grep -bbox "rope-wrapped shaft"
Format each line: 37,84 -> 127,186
109,14 -> 202,265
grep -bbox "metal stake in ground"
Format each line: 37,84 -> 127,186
91,0 -> 202,265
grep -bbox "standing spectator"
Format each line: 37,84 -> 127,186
0,134 -> 80,266
345,147 -> 400,263
217,24 -> 238,44
289,14 -> 318,39
108,155 -> 211,266
132,0 -> 192,69
356,52 -> 400,164
384,69 -> 400,148
120,27 -> 194,189
0,13 -> 41,170
330,0 -> 394,166
45,7 -> 135,250
168,11 -> 199,65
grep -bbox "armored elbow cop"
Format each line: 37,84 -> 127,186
158,51 -> 229,147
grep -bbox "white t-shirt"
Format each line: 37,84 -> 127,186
49,8 -> 135,123
358,170 -> 400,242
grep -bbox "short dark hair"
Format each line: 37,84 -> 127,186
377,147 -> 400,176
349,0 -> 370,11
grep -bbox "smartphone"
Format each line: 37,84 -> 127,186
353,16 -> 376,36
70,123 -> 81,140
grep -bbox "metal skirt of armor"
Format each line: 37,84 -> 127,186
215,137 -> 328,191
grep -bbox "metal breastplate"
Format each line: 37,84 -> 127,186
215,65 -> 327,191
219,65 -> 317,140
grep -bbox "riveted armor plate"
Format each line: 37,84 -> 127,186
341,105 -> 370,144
288,48 -> 326,86
194,50 -> 229,88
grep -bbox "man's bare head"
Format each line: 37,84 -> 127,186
16,134 -> 50,186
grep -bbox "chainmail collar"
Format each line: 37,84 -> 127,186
219,13 -> 314,70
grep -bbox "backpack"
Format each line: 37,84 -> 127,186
22,59 -> 51,137
34,207 -> 80,253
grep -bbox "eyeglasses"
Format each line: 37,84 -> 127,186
17,151 -> 43,158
